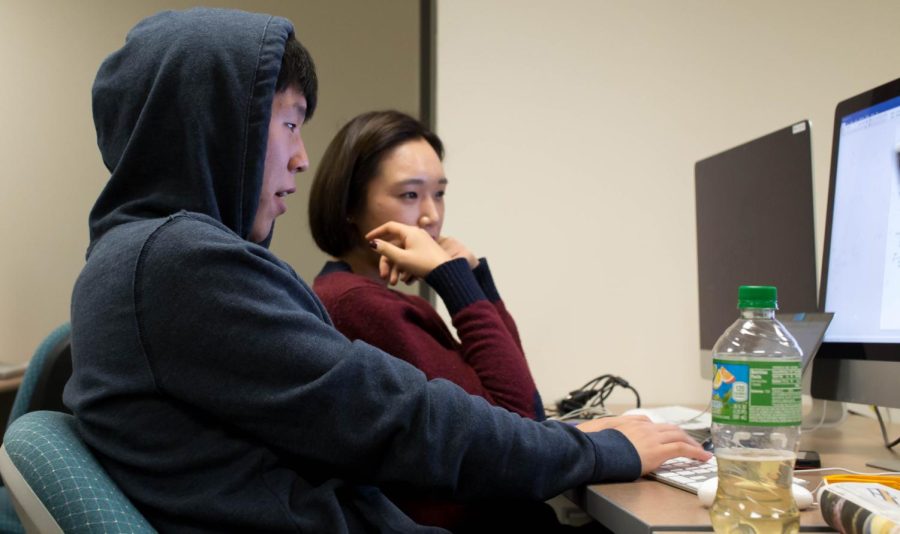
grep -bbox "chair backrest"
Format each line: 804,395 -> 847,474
0,323 -> 73,534
0,411 -> 155,533
8,323 -> 72,428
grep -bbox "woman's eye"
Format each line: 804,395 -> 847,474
401,192 -> 418,200
286,123 -> 297,132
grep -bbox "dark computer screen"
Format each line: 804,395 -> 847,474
812,76 -> 900,409
695,121 -> 819,378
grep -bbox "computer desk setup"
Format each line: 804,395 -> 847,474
565,407 -> 900,533
563,75 -> 900,532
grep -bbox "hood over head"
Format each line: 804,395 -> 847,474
89,8 -> 293,254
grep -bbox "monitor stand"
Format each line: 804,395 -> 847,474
802,398 -> 846,429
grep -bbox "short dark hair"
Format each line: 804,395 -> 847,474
309,110 -> 444,257
276,34 -> 317,121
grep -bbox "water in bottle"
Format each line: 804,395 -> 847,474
709,286 -> 802,534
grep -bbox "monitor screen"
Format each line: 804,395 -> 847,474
812,76 -> 900,409
695,121 -> 819,379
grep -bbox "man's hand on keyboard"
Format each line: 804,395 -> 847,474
575,415 -> 653,433
613,421 -> 713,476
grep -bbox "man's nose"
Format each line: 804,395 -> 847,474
291,137 -> 309,173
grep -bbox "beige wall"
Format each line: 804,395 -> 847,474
436,0 -> 900,406
5,0 -> 898,413
0,0 -> 420,364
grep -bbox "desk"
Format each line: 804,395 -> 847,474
0,374 -> 24,434
565,412 -> 900,533
0,375 -> 24,394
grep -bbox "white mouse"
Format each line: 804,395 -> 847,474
697,477 -> 813,510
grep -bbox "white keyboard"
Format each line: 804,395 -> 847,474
647,456 -> 717,494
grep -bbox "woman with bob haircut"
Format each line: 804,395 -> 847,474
308,110 -> 551,529
309,110 -> 542,421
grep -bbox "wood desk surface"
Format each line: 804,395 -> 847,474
0,375 -> 23,394
566,410 -> 900,533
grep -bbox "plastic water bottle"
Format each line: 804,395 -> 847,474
709,286 -> 802,534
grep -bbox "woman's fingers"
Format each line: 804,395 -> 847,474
368,223 -> 452,278
373,241 -> 417,285
390,263 -> 401,286
378,253 -> 392,280
437,235 -> 478,269
366,221 -> 412,242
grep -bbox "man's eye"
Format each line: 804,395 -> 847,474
286,123 -> 297,131
436,190 -> 446,199
401,192 -> 418,200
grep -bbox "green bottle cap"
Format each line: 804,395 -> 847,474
737,285 -> 777,309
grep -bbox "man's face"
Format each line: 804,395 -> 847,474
249,87 -> 309,243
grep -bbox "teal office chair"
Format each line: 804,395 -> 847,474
0,411 -> 155,533
7,323 -> 72,426
0,323 -> 72,533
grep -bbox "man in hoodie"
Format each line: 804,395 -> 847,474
67,8 -> 709,533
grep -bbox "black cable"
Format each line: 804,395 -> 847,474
873,406 -> 900,450
556,374 -> 641,415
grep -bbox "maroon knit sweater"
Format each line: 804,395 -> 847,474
313,258 -> 543,419
313,258 -> 545,528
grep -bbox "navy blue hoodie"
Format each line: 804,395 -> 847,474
66,8 -> 640,533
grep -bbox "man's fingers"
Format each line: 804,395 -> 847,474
619,421 -> 680,436
664,441 -> 713,462
653,427 -> 712,462
615,421 -> 713,474
646,426 -> 707,451
655,426 -> 694,442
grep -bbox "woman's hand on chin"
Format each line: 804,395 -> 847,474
366,222 -> 452,285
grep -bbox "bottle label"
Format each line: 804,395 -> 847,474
711,359 -> 801,426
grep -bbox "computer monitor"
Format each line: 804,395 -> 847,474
695,121 -> 819,379
811,77 -> 900,425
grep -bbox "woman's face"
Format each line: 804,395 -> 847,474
354,138 -> 447,244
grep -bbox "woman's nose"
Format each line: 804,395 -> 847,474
418,199 -> 440,228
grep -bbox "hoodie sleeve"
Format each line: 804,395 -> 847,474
135,217 -> 641,499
